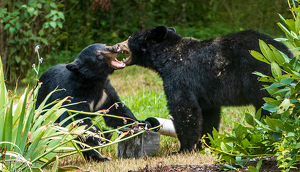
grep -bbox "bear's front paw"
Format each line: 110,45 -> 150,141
137,121 -> 152,129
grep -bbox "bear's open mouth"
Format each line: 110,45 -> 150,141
101,47 -> 126,69
116,39 -> 132,65
111,58 -> 126,69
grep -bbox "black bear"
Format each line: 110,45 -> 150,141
116,26 -> 293,153
36,43 -> 146,161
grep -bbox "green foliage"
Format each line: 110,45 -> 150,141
0,0 -> 65,84
1,0 -> 290,85
205,1 -> 300,171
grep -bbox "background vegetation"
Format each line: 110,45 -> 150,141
1,0 -> 299,171
0,0 -> 291,85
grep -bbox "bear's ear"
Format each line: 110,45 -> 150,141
151,26 -> 168,42
66,61 -> 79,71
168,27 -> 176,33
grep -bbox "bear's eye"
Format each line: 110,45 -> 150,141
97,54 -> 104,60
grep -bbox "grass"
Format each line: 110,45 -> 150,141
41,65 -> 255,171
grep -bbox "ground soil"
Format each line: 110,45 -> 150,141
129,157 -> 300,172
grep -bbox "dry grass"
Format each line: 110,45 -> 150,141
47,151 -> 217,172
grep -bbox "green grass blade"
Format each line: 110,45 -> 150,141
3,100 -> 13,145
20,107 -> 35,153
0,57 -> 7,110
52,156 -> 59,172
25,125 -> 48,160
32,96 -> 69,132
0,106 -> 8,142
14,86 -> 29,153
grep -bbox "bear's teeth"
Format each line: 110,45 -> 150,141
123,57 -> 130,63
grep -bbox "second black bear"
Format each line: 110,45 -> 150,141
36,44 -> 145,161
116,26 -> 293,153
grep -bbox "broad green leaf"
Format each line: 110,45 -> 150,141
292,70 -> 300,78
250,50 -> 270,64
245,113 -> 255,127
28,0 -> 35,6
58,12 -> 64,20
271,62 -> 282,78
223,162 -> 237,169
27,7 -> 35,16
9,27 -> 15,35
250,133 -> 262,143
15,55 -> 21,63
235,124 -> 244,141
259,40 -> 275,62
263,97 -> 281,105
248,166 -> 256,172
57,21 -> 63,29
262,104 -> 278,113
50,2 -> 57,8
255,119 -> 272,130
41,38 -> 48,45
269,44 -> 285,65
294,142 -> 300,149
4,23 -> 10,30
255,108 -> 262,120
49,21 -> 57,29
241,138 -> 250,147
264,86 -> 283,97
272,88 -> 289,96
267,83 -> 284,89
258,76 -> 276,82
277,98 -> 290,114
256,159 -> 264,172
280,78 -> 293,85
37,3 -> 42,9
38,29 -> 44,36
286,19 -> 296,33
220,142 -> 229,151
272,119 -> 284,131
272,132 -> 282,141
222,155 -> 236,164
265,116 -> 276,131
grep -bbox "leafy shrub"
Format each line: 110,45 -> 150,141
0,0 -> 66,84
205,2 -> 300,171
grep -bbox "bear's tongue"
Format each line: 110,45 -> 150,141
111,58 -> 126,69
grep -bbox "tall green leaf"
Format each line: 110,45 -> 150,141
259,40 -> 275,62
271,62 -> 282,78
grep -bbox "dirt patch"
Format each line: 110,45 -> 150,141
129,157 -> 300,172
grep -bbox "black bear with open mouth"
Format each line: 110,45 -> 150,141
116,26 -> 293,153
36,43 -> 146,161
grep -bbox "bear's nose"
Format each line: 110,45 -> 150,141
116,46 -> 121,52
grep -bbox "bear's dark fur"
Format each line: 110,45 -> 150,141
117,26 -> 293,152
36,44 -> 141,161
